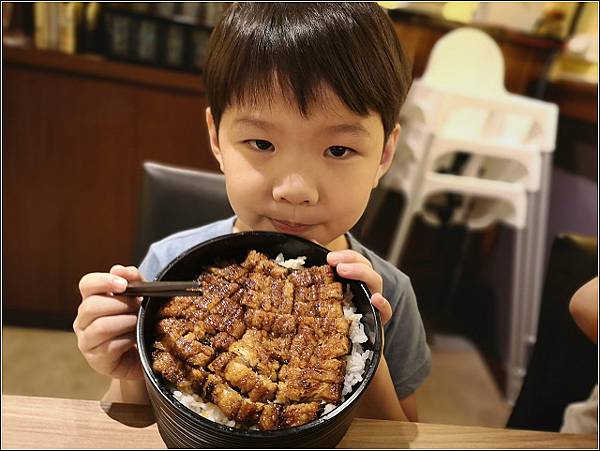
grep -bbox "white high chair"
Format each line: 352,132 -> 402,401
385,120 -> 540,249
368,27 -> 558,404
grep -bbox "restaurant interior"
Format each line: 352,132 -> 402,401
2,1 -> 598,447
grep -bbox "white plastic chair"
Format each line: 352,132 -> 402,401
367,27 -> 558,404
385,120 -> 540,232
381,122 -> 533,264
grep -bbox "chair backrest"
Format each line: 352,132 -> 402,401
506,233 -> 598,431
133,161 -> 234,264
422,27 -> 506,96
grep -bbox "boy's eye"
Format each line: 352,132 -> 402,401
247,140 -> 274,151
326,146 -> 354,159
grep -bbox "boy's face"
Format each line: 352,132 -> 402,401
207,86 -> 399,250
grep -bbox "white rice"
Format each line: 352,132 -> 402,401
274,253 -> 307,269
172,389 -> 237,427
170,255 -> 373,426
340,289 -> 372,397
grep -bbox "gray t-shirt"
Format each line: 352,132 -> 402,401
139,216 -> 431,399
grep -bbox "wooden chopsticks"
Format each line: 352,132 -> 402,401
122,281 -> 202,297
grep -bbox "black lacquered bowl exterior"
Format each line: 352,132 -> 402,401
137,232 -> 383,449
146,378 -> 362,448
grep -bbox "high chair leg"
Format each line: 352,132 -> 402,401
507,226 -> 527,405
387,194 -> 418,267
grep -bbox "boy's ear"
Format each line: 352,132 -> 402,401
206,107 -> 224,172
373,123 -> 400,188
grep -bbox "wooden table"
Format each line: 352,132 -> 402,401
2,395 -> 596,449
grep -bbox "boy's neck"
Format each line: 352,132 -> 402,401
232,218 -> 349,251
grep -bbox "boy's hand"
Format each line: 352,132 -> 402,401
327,250 -> 392,325
73,265 -> 144,381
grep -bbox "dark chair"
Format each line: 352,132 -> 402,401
133,161 -> 234,263
506,233 -> 598,432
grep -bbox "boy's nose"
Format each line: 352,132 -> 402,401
272,174 -> 319,206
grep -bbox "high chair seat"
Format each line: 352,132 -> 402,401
403,82 -> 558,152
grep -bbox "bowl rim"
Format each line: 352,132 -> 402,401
136,230 -> 383,437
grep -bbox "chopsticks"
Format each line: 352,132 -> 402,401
122,281 -> 202,297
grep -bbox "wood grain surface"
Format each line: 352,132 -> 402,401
3,47 -> 219,329
2,395 -> 596,449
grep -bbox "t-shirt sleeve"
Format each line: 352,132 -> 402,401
138,243 -> 165,282
136,217 -> 236,282
383,274 -> 432,399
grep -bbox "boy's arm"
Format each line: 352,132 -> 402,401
354,356 -> 411,422
326,250 -> 425,422
400,393 -> 418,422
102,379 -> 150,405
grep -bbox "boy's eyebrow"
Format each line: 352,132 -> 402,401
324,123 -> 370,137
232,117 -> 370,137
232,117 -> 273,131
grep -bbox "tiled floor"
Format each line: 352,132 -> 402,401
2,326 -> 511,427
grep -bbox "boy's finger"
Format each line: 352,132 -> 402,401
109,265 -> 145,282
327,250 -> 372,268
371,293 -> 392,325
335,262 -> 383,294
86,331 -> 137,364
79,272 -> 129,299
75,294 -> 141,331
85,334 -> 142,380
78,314 -> 139,352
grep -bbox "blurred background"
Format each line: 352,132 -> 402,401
2,2 -> 597,430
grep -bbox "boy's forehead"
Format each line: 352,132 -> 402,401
219,76 -> 386,138
226,85 -> 378,126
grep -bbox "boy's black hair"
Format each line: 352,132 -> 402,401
204,2 -> 412,139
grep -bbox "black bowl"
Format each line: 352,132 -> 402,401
137,231 -> 383,448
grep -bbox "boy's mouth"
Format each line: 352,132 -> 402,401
270,218 -> 314,234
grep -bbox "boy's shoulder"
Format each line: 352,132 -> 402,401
151,216 -> 235,252
140,216 -> 236,280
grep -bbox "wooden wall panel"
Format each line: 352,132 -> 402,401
4,67 -> 136,322
2,48 -> 218,328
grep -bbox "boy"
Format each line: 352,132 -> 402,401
74,3 -> 431,422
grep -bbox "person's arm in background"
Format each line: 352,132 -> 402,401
560,276 -> 598,434
569,276 -> 598,344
